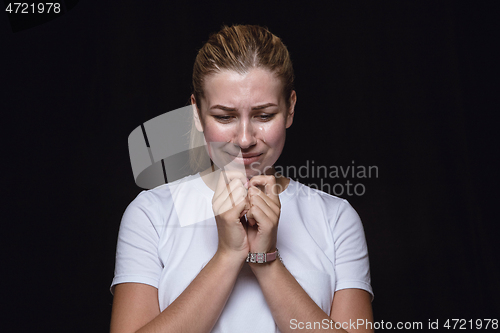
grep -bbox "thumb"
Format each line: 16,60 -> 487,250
246,208 -> 257,227
239,197 -> 251,218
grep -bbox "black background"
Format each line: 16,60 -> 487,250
2,1 -> 499,331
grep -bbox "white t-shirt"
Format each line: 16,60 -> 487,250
111,173 -> 373,333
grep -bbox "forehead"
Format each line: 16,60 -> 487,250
202,68 -> 284,108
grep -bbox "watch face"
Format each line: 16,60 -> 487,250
246,251 -> 280,264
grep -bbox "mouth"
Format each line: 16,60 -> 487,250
227,152 -> 263,165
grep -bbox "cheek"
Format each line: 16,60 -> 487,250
262,123 -> 286,148
203,121 -> 231,143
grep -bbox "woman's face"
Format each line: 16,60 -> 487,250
192,68 -> 296,179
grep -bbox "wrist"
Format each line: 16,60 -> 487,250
248,254 -> 283,278
215,248 -> 248,267
247,248 -> 285,274
245,248 -> 279,263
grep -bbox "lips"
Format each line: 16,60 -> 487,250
226,152 -> 262,158
227,152 -> 263,165
241,153 -> 262,158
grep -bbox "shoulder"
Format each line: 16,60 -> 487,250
129,173 -> 200,206
285,179 -> 358,221
122,173 -> 202,224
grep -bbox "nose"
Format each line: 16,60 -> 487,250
235,119 -> 257,149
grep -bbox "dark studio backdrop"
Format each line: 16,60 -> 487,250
2,1 -> 499,331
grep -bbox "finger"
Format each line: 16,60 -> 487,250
216,186 -> 248,216
213,176 -> 247,208
247,204 -> 273,230
248,175 -> 281,203
216,186 -> 246,216
249,190 -> 279,220
248,185 -> 271,207
214,189 -> 249,219
221,171 -> 235,207
246,207 -> 255,226
245,209 -> 257,227
247,217 -> 257,227
232,197 -> 250,224
248,185 -> 280,216
213,170 -> 247,201
213,172 -> 242,203
239,204 -> 250,219
222,170 -> 248,187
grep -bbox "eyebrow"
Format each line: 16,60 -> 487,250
209,103 -> 278,111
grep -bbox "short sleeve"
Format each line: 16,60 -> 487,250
110,191 -> 163,294
332,200 -> 373,300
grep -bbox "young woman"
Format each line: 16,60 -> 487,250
110,24 -> 374,333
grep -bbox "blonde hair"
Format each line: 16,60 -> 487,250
189,24 -> 295,173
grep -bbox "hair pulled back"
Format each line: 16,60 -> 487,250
192,24 -> 294,111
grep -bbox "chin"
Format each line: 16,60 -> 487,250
244,169 -> 261,180
246,162 -> 274,178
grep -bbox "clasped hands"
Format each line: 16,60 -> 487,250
212,170 -> 281,261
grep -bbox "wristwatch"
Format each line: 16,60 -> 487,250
246,248 -> 281,264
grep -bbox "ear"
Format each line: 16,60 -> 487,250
285,90 -> 296,129
191,94 -> 204,132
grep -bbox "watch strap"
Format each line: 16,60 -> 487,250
246,249 -> 279,264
